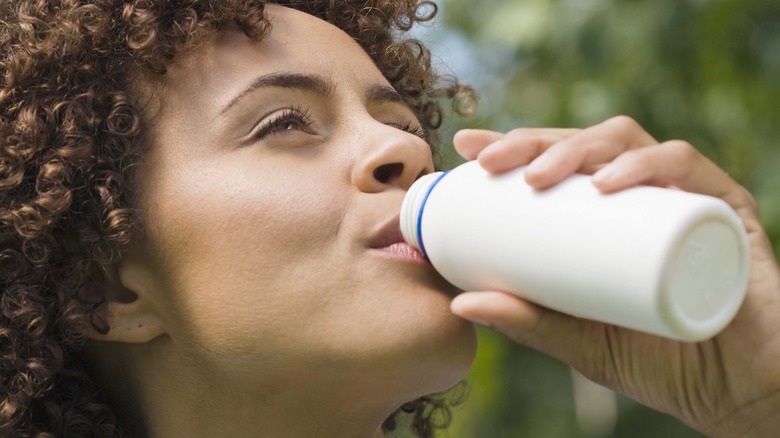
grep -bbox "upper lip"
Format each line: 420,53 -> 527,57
367,214 -> 405,249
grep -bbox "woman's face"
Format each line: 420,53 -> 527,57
128,5 -> 476,400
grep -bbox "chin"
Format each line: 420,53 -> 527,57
393,297 -> 478,398
429,316 -> 478,391
346,264 -> 478,397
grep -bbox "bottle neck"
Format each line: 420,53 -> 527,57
400,171 -> 448,258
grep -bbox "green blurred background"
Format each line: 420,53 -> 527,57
410,0 -> 780,436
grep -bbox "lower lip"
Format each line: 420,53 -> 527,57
372,242 -> 431,265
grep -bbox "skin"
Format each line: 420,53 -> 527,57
87,6 -> 476,438
451,119 -> 780,437
83,4 -> 780,437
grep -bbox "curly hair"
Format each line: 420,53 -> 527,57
0,0 -> 475,437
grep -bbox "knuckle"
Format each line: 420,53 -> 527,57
504,327 -> 534,346
606,114 -> 640,132
504,128 -> 528,139
743,187 -> 759,210
666,139 -> 698,161
502,129 -> 548,155
663,140 -> 699,180
615,147 -> 648,167
730,185 -> 759,211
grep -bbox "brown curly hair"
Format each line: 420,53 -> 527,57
0,0 -> 475,437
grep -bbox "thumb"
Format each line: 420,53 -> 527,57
450,290 -> 674,398
450,291 -> 602,364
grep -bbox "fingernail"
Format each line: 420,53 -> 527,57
456,314 -> 491,327
593,166 -> 616,182
451,294 -> 491,326
526,152 -> 551,174
477,139 -> 503,159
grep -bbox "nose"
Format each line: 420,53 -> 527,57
351,125 -> 435,193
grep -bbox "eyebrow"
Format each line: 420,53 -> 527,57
219,72 -> 411,115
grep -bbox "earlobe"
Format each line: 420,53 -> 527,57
85,256 -> 167,344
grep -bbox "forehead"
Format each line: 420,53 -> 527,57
156,5 -> 389,116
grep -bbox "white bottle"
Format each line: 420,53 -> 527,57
401,160 -> 750,342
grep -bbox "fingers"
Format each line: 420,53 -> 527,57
588,139 -> 768,242
456,117 -> 759,224
592,140 -> 729,195
523,116 -> 657,189
591,140 -> 759,214
454,117 -> 656,189
453,128 -> 578,167
453,129 -> 503,160
476,129 -> 578,174
450,291 -> 681,390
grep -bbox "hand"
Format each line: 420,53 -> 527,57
449,116 -> 780,437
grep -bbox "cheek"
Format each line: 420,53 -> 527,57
148,155 -> 344,269
139,158 -> 348,364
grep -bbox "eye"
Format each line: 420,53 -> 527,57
390,121 -> 428,141
252,107 -> 314,141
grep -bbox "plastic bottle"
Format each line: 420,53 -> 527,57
400,160 -> 750,341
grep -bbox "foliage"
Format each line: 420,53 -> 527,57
415,0 -> 780,436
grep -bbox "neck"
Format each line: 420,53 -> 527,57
148,373 -> 394,438
89,337 -> 402,438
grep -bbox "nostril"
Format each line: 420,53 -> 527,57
373,163 -> 404,185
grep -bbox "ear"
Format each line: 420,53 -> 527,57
85,253 -> 167,344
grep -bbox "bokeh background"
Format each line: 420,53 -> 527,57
409,0 -> 780,436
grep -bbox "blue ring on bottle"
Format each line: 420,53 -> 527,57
417,170 -> 450,260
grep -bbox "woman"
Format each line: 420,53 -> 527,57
1,1 -> 779,438
2,1 -> 475,436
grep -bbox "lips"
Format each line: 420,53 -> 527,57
367,215 -> 406,249
367,215 -> 428,264
379,242 -> 427,259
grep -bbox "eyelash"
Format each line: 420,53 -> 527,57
253,106 -> 314,140
392,121 -> 428,141
252,106 -> 427,142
